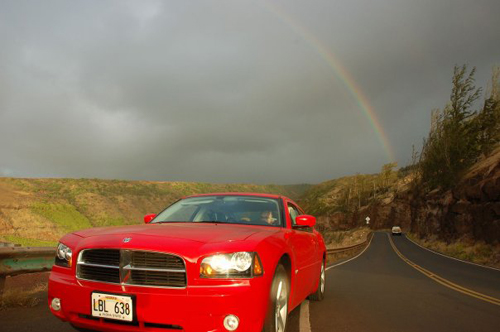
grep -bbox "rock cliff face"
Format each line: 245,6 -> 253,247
360,148 -> 500,244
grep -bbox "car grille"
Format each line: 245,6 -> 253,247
78,264 -> 121,283
131,251 -> 185,269
77,249 -> 186,288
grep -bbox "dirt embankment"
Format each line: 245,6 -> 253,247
0,272 -> 49,309
323,227 -> 370,249
314,147 -> 500,250
0,181 -> 61,245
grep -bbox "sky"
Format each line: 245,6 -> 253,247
1,0 -> 499,184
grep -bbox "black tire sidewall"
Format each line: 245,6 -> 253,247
262,264 -> 289,332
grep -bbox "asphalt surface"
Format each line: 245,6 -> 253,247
1,232 -> 499,332
310,232 -> 500,332
392,234 -> 500,300
0,298 -> 70,332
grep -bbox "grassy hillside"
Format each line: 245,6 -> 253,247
0,177 -> 311,246
301,163 -> 410,218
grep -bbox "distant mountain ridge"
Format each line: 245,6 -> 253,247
0,177 -> 311,246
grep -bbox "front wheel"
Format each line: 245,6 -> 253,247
308,262 -> 325,301
263,264 -> 289,332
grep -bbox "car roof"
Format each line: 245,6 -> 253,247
184,192 -> 286,200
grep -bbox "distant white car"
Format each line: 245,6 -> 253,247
391,226 -> 402,236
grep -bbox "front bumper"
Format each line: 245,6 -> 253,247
48,267 -> 268,332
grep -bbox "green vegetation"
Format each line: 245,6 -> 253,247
416,65 -> 500,190
92,215 -> 128,227
8,178 -> 308,202
407,233 -> 499,268
31,203 -> 92,233
302,162 -> 401,217
1,235 -> 57,247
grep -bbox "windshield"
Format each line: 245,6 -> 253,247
152,196 -> 282,227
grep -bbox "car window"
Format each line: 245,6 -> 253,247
161,203 -> 199,221
153,196 -> 283,227
288,204 -> 300,226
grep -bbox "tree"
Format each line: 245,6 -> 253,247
380,162 -> 398,189
418,65 -> 482,189
448,65 -> 481,123
474,66 -> 500,156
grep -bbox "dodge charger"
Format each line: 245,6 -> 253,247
48,193 -> 326,332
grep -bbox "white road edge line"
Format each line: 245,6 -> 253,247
404,234 -> 500,272
299,300 -> 312,332
326,232 -> 374,270
299,233 -> 374,332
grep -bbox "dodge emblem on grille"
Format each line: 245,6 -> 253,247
123,237 -> 131,243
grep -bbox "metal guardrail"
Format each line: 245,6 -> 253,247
0,247 -> 55,296
326,232 -> 373,255
0,242 -> 22,248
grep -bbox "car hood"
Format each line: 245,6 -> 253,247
73,223 -> 278,246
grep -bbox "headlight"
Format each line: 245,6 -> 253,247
200,252 -> 263,278
55,243 -> 73,267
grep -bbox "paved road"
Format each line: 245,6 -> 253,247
392,234 -> 500,300
0,298 -> 70,332
1,232 -> 499,332
310,232 -> 500,332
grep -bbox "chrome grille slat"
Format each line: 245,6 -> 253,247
79,262 -> 120,269
78,265 -> 120,283
77,249 -> 187,288
123,266 -> 185,273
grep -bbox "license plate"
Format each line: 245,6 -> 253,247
91,292 -> 133,322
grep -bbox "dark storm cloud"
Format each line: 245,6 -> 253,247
1,0 -> 499,183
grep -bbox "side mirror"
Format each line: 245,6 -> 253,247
295,215 -> 316,227
144,214 -> 156,224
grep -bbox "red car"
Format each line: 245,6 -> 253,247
48,193 -> 326,332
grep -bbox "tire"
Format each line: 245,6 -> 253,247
263,264 -> 289,332
308,262 -> 325,301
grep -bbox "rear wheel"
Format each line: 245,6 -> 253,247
263,264 -> 289,332
308,262 -> 325,301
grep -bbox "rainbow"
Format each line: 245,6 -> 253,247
259,1 -> 395,162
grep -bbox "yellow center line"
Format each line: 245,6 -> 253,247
387,234 -> 500,307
